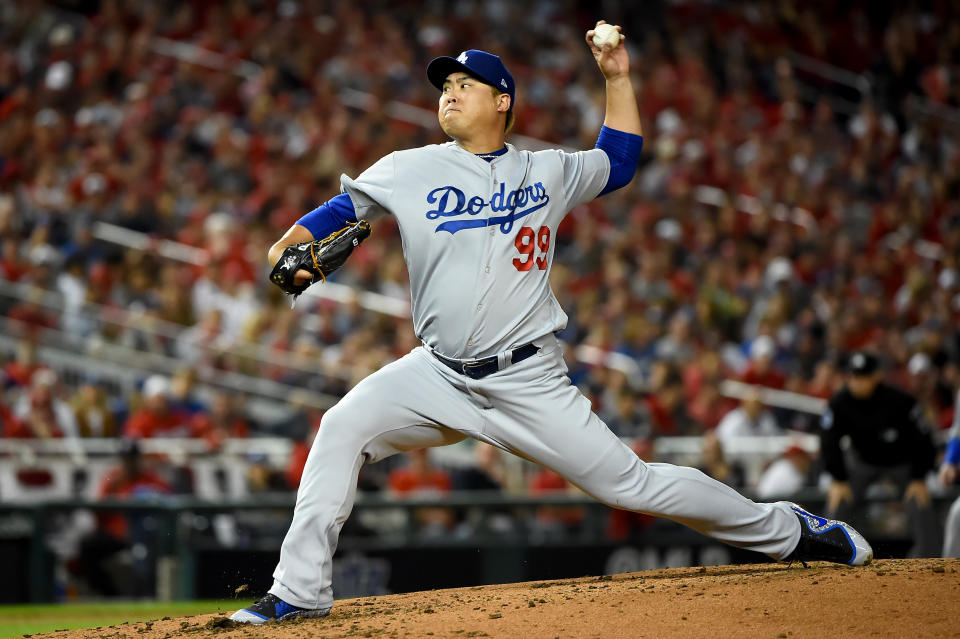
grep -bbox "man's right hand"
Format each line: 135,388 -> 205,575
940,463 -> 958,487
827,481 -> 853,512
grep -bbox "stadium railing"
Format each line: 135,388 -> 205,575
0,434 -> 821,501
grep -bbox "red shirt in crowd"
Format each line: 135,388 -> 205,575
97,466 -> 172,539
644,394 -> 679,435
123,408 -> 194,438
4,362 -> 47,388
387,467 -> 451,495
740,363 -> 786,389
529,469 -> 568,494
528,469 -> 583,526
189,413 -> 250,450
285,440 -> 311,490
0,403 -> 25,437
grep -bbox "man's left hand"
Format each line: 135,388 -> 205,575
904,479 -> 931,508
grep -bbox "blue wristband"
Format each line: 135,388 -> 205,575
295,193 -> 358,239
595,125 -> 643,196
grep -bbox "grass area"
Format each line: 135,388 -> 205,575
0,600 -> 235,638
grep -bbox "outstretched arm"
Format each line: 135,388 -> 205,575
585,21 -> 642,136
585,21 -> 643,196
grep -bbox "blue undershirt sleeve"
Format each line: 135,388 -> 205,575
595,125 -> 644,196
947,438 -> 960,465
295,193 -> 358,239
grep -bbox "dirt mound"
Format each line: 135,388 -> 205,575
38,559 -> 959,639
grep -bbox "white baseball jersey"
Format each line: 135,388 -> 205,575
341,142 -> 609,359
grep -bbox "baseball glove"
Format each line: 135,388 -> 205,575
269,220 -> 371,296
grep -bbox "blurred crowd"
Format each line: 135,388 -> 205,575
1,0 -> 959,504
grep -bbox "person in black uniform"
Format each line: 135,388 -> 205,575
821,351 -> 940,557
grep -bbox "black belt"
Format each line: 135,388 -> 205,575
432,342 -> 539,380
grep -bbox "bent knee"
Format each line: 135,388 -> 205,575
311,402 -> 379,451
318,398 -> 389,434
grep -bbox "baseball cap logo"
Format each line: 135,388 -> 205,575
457,52 -> 469,64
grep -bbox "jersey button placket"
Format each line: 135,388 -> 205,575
490,168 -> 498,237
468,162 -> 496,352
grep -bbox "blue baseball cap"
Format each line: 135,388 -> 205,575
426,49 -> 515,111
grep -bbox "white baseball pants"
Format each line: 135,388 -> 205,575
270,335 -> 801,610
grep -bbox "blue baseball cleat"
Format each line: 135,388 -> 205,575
230,593 -> 331,624
785,503 -> 873,566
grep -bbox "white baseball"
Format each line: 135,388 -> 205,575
592,23 -> 621,49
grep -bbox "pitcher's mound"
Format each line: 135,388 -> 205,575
45,558 -> 960,639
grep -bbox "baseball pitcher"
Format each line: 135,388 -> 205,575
233,22 -> 872,624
